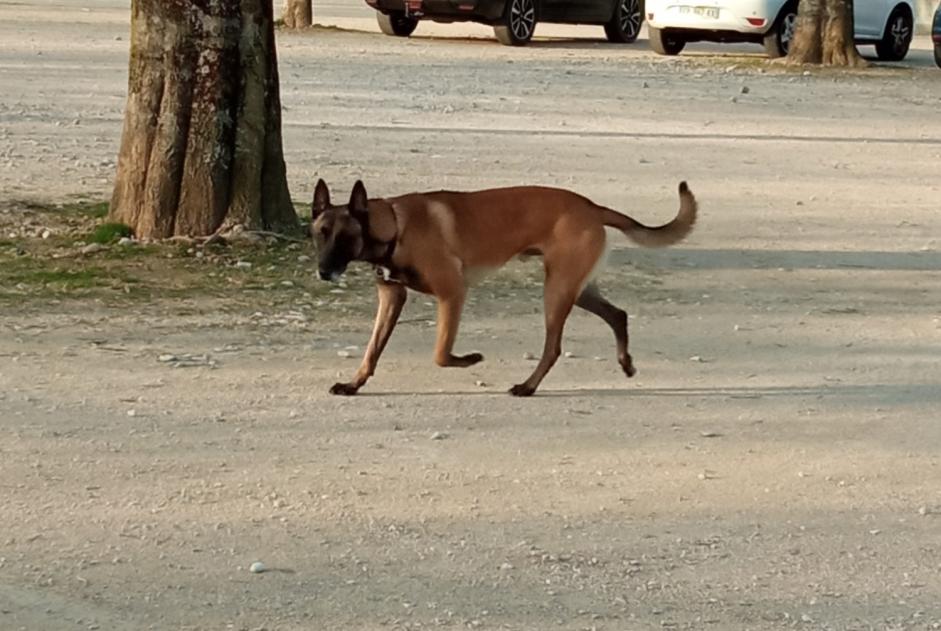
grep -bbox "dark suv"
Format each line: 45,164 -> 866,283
365,0 -> 643,45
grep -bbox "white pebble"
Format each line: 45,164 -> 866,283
337,350 -> 352,358
430,431 -> 448,440
249,561 -> 266,573
523,352 -> 535,360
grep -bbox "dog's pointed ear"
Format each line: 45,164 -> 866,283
349,180 -> 368,216
312,178 -> 331,218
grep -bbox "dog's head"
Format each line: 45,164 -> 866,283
309,179 -> 368,282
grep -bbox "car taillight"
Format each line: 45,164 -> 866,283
746,17 -> 766,26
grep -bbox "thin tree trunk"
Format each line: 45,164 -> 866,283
787,0 -> 868,66
282,0 -> 312,28
110,0 -> 298,240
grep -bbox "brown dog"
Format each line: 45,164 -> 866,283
310,179 -> 697,396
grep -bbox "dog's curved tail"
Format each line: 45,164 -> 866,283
599,181 -> 697,248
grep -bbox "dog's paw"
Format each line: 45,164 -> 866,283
438,352 -> 485,368
460,352 -> 484,366
620,354 -> 637,378
329,382 -> 360,396
508,383 -> 536,397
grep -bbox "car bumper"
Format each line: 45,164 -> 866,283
646,1 -> 775,34
365,0 -> 504,22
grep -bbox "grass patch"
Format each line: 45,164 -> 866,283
15,267 -> 108,289
0,257 -> 137,300
88,222 -> 133,244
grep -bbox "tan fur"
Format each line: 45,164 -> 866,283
313,180 -> 698,397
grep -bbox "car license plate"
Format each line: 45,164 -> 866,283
679,5 -> 719,18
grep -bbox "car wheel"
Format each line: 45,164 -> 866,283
377,11 -> 419,37
875,6 -> 913,61
604,0 -> 643,43
762,5 -> 797,58
648,26 -> 685,55
494,0 -> 537,46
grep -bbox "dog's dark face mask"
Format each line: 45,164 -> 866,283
309,179 -> 368,282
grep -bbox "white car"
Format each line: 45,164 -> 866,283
645,0 -> 915,60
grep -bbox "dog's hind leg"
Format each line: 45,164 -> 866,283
575,283 -> 636,378
330,281 -> 407,395
510,228 -> 606,397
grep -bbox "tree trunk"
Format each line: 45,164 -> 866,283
787,0 -> 868,66
282,0 -> 313,28
110,0 -> 298,240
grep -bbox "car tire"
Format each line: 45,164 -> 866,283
875,6 -> 913,61
377,11 -> 419,37
648,26 -> 685,55
604,0 -> 643,43
494,0 -> 537,46
762,4 -> 797,58
935,44 -> 941,69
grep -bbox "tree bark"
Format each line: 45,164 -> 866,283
282,0 -> 313,28
110,0 -> 298,240
787,0 -> 868,66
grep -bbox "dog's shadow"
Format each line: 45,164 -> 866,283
352,384 -> 936,401
355,386 -> 826,398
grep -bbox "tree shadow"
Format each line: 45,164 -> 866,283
613,247 -> 941,272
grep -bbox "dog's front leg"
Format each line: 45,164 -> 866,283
330,281 -> 407,396
433,287 -> 484,368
